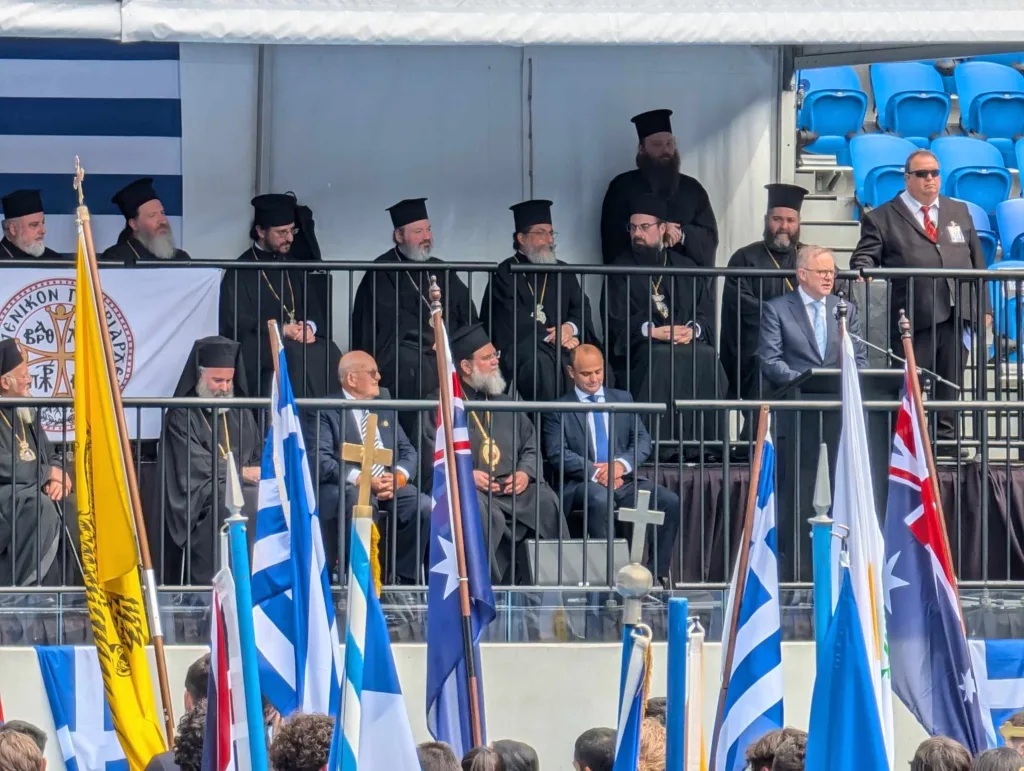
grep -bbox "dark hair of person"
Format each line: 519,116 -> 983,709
574,727 -> 616,771
418,741 -> 461,771
462,745 -> 504,771
770,731 -> 808,771
268,713 -> 335,771
747,727 -> 806,771
0,721 -> 47,752
974,747 -> 1024,771
173,701 -> 207,771
184,653 -> 211,706
909,736 -> 972,771
493,740 -> 538,771
645,697 -> 667,727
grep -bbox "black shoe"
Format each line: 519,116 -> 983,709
935,444 -> 972,461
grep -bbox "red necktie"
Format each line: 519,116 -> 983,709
921,205 -> 938,243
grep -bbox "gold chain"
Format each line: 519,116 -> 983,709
252,247 -> 298,323
765,246 -> 795,293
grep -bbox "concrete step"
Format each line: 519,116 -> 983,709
802,194 -> 858,221
800,221 -> 862,252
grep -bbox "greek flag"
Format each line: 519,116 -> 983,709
969,639 -> 1024,748
0,39 -> 183,255
36,646 -> 128,771
251,345 -> 342,718
613,626 -> 652,771
711,421 -> 783,771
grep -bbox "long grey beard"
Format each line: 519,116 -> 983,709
467,369 -> 507,397
13,237 -> 45,257
138,228 -> 177,260
522,245 -> 557,264
17,407 -> 34,424
195,381 -> 235,399
399,243 -> 432,262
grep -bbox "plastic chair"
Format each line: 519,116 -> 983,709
1016,136 -> 1024,172
797,66 -> 868,165
954,61 -> 1024,167
996,198 -> 1024,262
972,53 -> 1024,73
850,134 -> 918,209
989,259 -> 1024,361
956,198 -> 1000,265
931,135 -> 1013,215
870,62 -> 951,147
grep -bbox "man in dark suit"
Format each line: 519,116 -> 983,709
311,350 -> 430,583
542,344 -> 680,582
850,148 -> 989,450
758,245 -> 868,387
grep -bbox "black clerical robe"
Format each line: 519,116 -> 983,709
352,248 -> 477,430
0,408 -> 63,585
0,238 -> 67,261
480,254 -> 598,401
160,405 -> 262,584
600,169 -> 718,266
606,250 -> 727,449
99,233 -> 191,265
720,241 -> 799,399
424,383 -> 565,584
220,246 -> 341,398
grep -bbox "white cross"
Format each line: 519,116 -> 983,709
57,648 -> 126,770
617,489 -> 665,565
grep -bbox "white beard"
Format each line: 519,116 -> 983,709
195,381 -> 234,399
522,244 -> 557,264
467,368 -> 507,396
17,407 -> 34,424
398,243 -> 432,262
138,228 -> 177,260
12,237 -> 45,257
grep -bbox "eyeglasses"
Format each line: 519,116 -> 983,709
478,350 -> 502,363
627,223 -> 660,234
908,169 -> 941,179
804,268 -> 836,278
356,368 -> 380,378
527,229 -> 557,239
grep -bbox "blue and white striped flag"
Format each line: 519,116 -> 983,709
613,624 -> 653,771
251,344 -> 342,718
711,420 -> 783,771
0,39 -> 182,255
969,639 -> 1024,748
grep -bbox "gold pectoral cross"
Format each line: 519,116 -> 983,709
341,413 -> 394,513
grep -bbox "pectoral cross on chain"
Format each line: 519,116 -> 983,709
341,413 -> 393,512
617,489 -> 665,565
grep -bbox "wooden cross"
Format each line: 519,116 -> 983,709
73,156 -> 86,205
617,489 -> 665,565
341,412 -> 393,511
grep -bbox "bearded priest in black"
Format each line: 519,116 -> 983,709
720,183 -> 807,400
607,195 -> 726,455
0,190 -> 66,261
481,199 -> 597,401
160,337 -> 262,584
100,177 -> 191,264
220,194 -> 341,398
352,198 -> 477,434
600,109 -> 718,267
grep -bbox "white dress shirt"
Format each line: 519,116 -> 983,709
900,191 -> 939,231
574,386 -> 632,481
342,389 -> 410,484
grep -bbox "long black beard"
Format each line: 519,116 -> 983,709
636,150 -> 681,195
763,227 -> 800,254
630,242 -> 664,264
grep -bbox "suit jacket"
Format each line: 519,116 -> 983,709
758,290 -> 868,388
312,391 -> 417,487
849,193 -> 987,333
542,387 -> 652,505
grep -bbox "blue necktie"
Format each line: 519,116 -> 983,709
588,394 -> 609,463
812,300 -> 827,360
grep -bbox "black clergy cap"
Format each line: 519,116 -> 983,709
112,177 -> 159,219
765,183 -> 808,213
196,337 -> 240,369
630,193 -> 668,221
0,338 -> 24,377
173,335 -> 248,397
450,323 -> 492,363
252,193 -> 296,228
510,199 -> 553,233
387,198 -> 429,230
631,109 -> 673,142
1,189 -> 43,219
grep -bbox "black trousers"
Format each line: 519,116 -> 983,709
897,318 -> 963,440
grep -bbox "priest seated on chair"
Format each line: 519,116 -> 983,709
424,323 -> 566,585
0,339 -> 66,586
160,336 -> 262,585
308,350 -> 430,585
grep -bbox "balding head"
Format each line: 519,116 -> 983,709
338,351 -> 381,399
569,344 -> 606,395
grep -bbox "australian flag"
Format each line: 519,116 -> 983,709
425,323 -> 496,759
883,370 -> 986,754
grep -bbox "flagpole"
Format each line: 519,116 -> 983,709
428,276 -> 484,749
709,404 -> 769,771
897,310 -> 960,606
74,161 -> 176,744
665,597 -> 688,771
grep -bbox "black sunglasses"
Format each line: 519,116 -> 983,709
908,169 -> 941,178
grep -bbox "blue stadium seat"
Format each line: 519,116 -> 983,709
870,62 -> 951,147
931,135 -> 1013,215
1016,137 -> 1024,173
850,134 -> 917,209
953,61 -> 1024,168
958,198 -> 1000,265
972,53 -> 1024,72
989,259 -> 1024,360
797,66 -> 868,165
996,198 -> 1024,262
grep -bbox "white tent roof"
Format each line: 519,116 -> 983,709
4,0 -> 1024,46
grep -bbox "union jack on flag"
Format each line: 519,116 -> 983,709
882,369 -> 986,753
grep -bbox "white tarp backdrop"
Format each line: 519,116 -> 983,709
0,268 -> 221,440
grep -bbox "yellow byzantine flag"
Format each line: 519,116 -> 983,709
74,220 -> 167,769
